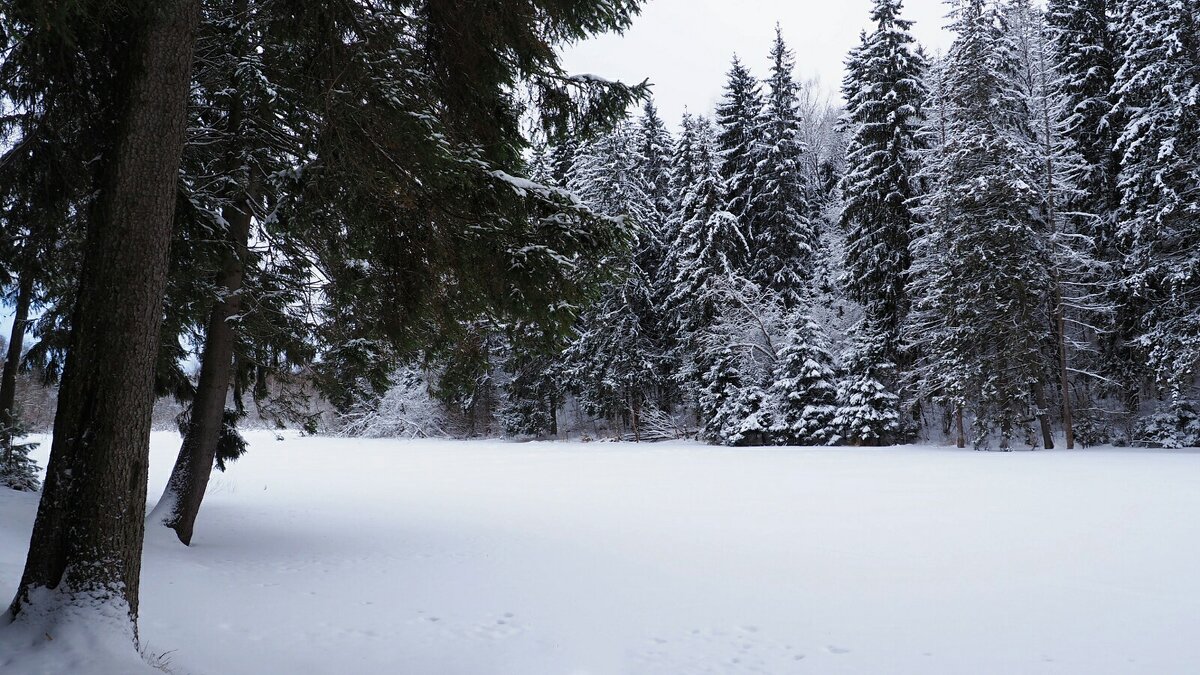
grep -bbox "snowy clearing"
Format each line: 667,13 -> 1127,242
3,431 -> 1199,674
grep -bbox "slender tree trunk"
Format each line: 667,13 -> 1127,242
1033,381 -> 1054,449
1053,286 -> 1075,449
631,395 -> 641,443
956,406 -> 965,449
7,0 -> 199,633
152,201 -> 251,545
0,272 -> 34,458
153,0 -> 255,544
1038,40 -> 1074,450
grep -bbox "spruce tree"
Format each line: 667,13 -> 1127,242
835,320 -> 901,446
501,321 -> 567,437
745,26 -> 818,310
715,56 -> 764,238
153,0 -> 311,545
769,320 -> 840,446
907,0 -> 1056,449
565,122 -> 671,435
668,116 -> 745,335
1111,0 -> 1200,445
6,0 -> 202,635
698,345 -> 744,443
636,100 -> 676,228
1046,0 -> 1121,252
839,0 -> 926,365
1006,0 -> 1112,449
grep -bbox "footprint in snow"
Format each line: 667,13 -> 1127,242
826,645 -> 851,655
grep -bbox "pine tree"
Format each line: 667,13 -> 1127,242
715,56 -> 764,236
769,320 -> 840,446
1046,0 -> 1121,252
1111,0 -> 1200,444
565,122 -> 672,435
839,0 -> 926,365
835,320 -> 901,446
636,100 -> 676,227
745,26 -> 818,310
907,0 -> 1056,450
668,116 -> 746,335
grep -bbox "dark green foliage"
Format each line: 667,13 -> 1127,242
715,56 -> 764,230
769,322 -> 840,446
1110,0 -> 1200,429
215,409 -> 249,472
907,0 -> 1056,449
744,27 -> 817,310
0,414 -> 40,492
839,0 -> 926,364
835,320 -> 901,446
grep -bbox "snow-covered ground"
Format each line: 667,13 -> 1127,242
2,432 -> 1199,674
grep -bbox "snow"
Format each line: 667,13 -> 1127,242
0,586 -> 163,675
3,431 -> 1200,674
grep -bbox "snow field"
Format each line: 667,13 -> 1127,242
2,431 -> 1199,674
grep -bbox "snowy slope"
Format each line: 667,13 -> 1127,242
2,432 -> 1199,674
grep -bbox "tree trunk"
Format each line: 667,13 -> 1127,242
152,200 -> 251,545
153,0 -> 255,545
0,272 -> 33,457
1053,287 -> 1075,449
7,0 -> 199,634
956,406 -> 965,449
1033,381 -> 1054,450
1039,42 -> 1075,451
631,395 -> 641,443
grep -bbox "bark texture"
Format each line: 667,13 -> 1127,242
157,199 -> 251,545
8,0 -> 199,627
0,272 -> 33,455
155,9 -> 255,543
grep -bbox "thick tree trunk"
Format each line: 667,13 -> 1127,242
0,272 -> 33,457
7,0 -> 199,632
153,200 -> 251,545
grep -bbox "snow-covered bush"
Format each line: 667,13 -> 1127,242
1133,400 -> 1200,449
337,367 -> 456,439
635,404 -> 695,441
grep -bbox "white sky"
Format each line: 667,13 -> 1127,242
562,0 -> 955,126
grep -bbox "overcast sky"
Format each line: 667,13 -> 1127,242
562,0 -> 955,126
